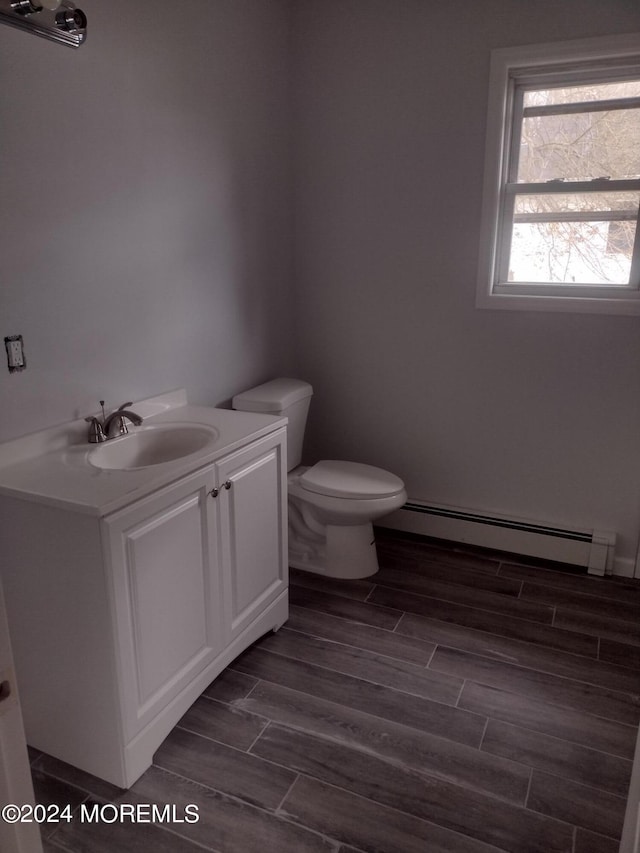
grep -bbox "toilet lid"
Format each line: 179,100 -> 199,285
299,460 -> 404,499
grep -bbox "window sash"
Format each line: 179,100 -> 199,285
476,34 -> 640,314
492,282 -> 640,300
523,95 -> 640,118
506,180 -> 640,195
495,70 -> 640,293
495,188 -> 640,290
513,210 -> 638,224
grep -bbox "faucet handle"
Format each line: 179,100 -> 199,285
108,415 -> 130,438
107,404 -> 134,436
85,416 -> 106,444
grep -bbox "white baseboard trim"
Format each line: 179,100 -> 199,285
379,500 -> 620,576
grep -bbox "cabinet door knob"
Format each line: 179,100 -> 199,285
210,481 -> 231,498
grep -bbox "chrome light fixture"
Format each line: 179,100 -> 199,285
0,0 -> 86,48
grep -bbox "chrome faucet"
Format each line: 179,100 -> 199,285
103,402 -> 143,439
85,401 -> 143,443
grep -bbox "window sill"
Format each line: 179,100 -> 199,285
476,288 -> 640,315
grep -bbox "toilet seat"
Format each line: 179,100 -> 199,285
299,460 -> 404,500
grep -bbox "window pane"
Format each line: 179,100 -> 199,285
517,107 -> 640,182
508,191 -> 639,285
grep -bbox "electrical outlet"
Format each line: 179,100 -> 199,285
4,335 -> 26,373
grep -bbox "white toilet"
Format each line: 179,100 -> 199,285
232,378 -> 407,579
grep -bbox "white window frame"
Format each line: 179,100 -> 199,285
476,33 -> 640,315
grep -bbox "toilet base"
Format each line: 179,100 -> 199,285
289,521 -> 380,579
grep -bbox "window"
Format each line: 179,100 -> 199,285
477,34 -> 640,314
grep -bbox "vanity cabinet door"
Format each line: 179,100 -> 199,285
104,468 -> 223,740
216,428 -> 287,642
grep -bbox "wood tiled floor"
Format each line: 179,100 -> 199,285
31,530 -> 640,853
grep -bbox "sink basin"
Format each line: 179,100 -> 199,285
89,424 -> 218,470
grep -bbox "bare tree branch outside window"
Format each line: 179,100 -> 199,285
507,81 -> 640,285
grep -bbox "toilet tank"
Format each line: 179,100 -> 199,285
232,378 -> 313,471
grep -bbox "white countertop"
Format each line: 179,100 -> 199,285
0,390 -> 286,517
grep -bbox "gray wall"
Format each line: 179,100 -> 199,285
0,0 -> 293,441
2,0 -> 640,569
292,0 -> 640,568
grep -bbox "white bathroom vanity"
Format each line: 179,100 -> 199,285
0,391 -> 288,788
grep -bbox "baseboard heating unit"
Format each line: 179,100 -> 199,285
380,501 -> 616,576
